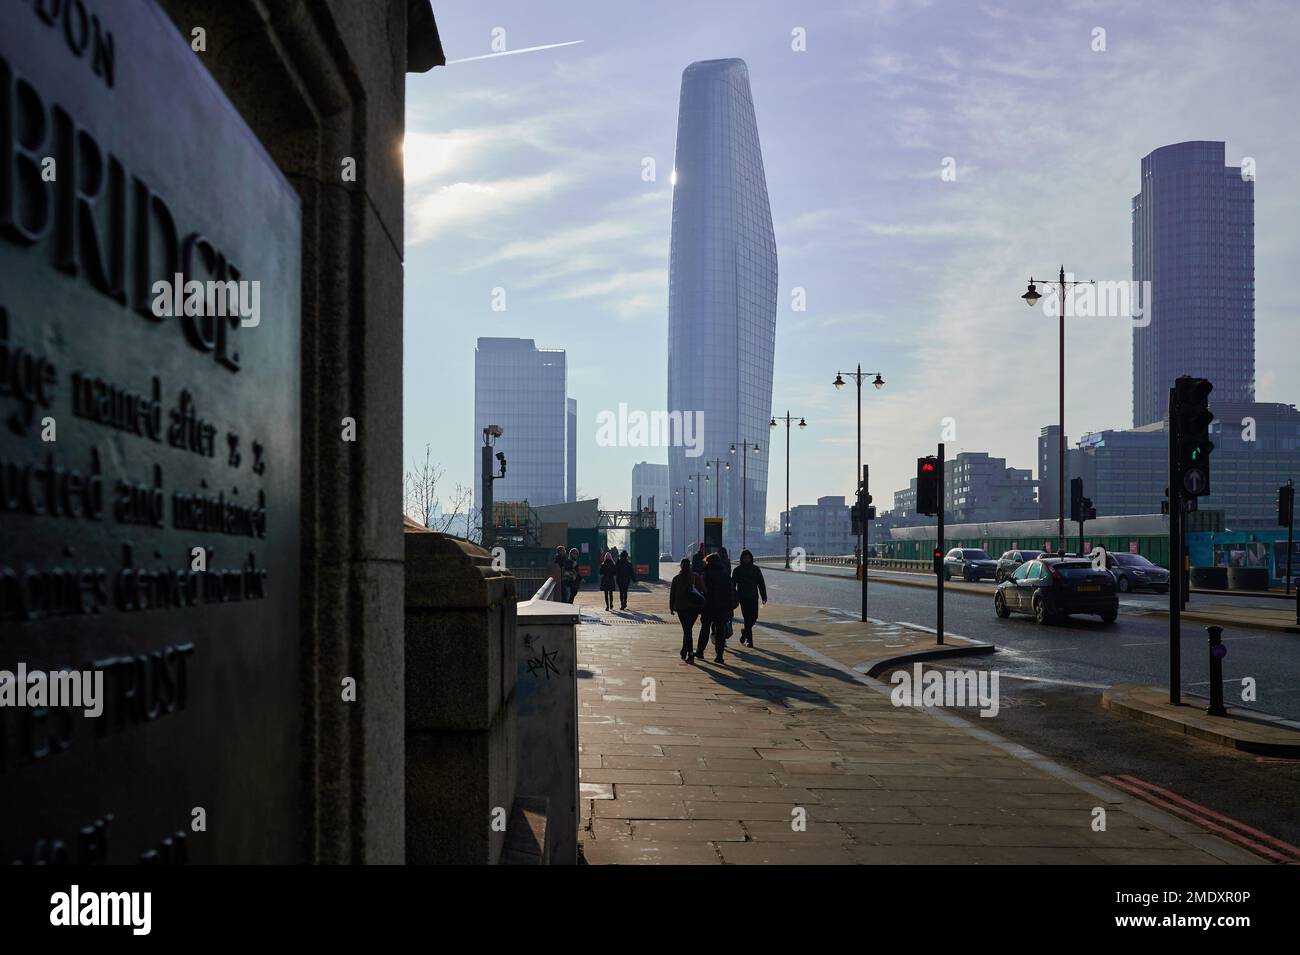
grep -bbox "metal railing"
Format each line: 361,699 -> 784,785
755,555 -> 933,571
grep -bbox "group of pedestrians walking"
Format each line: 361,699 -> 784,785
668,545 -> 767,664
550,545 -> 636,609
598,549 -> 636,610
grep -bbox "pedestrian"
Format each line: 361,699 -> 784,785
696,551 -> 735,663
548,545 -> 566,600
691,545 -> 704,575
719,546 -> 732,575
732,549 -> 767,647
599,551 -> 617,610
564,548 -> 581,603
615,550 -> 635,610
669,558 -> 705,663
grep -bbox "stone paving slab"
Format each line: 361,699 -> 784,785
575,584 -> 1265,865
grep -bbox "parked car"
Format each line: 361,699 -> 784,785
1092,549 -> 1170,593
994,557 -> 1118,624
943,548 -> 999,581
995,549 -> 1044,582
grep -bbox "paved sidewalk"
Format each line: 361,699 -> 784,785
576,582 -> 1264,865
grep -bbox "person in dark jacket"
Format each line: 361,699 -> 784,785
599,552 -> 617,610
696,552 -> 735,663
563,548 -> 580,603
732,549 -> 767,647
615,550 -> 635,609
668,558 -> 704,662
691,545 -> 704,575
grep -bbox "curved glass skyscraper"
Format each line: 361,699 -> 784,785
667,58 -> 777,553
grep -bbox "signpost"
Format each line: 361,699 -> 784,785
1,6 -> 302,863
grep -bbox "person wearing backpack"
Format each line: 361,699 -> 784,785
668,558 -> 705,662
563,548 -> 580,603
696,551 -> 735,663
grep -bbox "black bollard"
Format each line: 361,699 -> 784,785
1206,625 -> 1227,717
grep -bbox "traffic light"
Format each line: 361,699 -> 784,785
1070,477 -> 1084,523
932,547 -> 943,575
1172,376 -> 1214,497
1081,497 -> 1097,522
916,456 -> 941,516
1280,483 -> 1295,528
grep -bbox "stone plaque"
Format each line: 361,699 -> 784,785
0,1 -> 301,863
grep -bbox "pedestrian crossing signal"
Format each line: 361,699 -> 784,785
916,456 -> 941,516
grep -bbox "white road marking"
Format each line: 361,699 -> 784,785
891,621 -> 979,644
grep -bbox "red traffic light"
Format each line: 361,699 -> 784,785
921,462 -> 935,472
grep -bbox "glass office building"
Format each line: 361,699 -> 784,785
474,338 -> 573,510
667,58 -> 777,552
1132,141 -> 1254,428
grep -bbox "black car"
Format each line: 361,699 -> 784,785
943,548 -> 999,581
995,549 -> 1043,582
994,557 -> 1118,624
1092,549 -> 1170,594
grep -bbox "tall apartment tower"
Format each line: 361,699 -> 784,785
1131,141 -> 1254,427
666,58 -> 777,552
474,337 -> 573,510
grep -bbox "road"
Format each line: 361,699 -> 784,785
702,562 -> 1300,853
748,562 -> 1300,721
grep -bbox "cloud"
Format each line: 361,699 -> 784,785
406,172 -> 566,244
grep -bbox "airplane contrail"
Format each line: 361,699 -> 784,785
447,40 -> 585,64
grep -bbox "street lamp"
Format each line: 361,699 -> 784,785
1020,266 -> 1094,552
688,472 -> 706,553
704,456 -> 731,522
730,440 -> 761,551
833,364 -> 886,622
673,487 -> 684,558
771,412 -> 807,569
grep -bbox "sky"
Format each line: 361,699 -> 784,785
402,0 -> 1300,526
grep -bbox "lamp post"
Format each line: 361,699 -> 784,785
688,472 -> 706,553
673,488 -> 685,558
833,365 -> 885,622
1021,267 -> 1093,552
771,412 -> 807,569
730,440 -> 761,551
704,456 -> 731,522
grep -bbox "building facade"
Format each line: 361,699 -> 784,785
1132,141 -> 1254,428
666,58 -> 777,553
567,397 -> 578,502
947,452 -> 1038,524
474,337 -> 573,509
1074,402 -> 1300,528
783,496 -> 853,556
631,461 -> 671,553
1038,425 -> 1066,522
